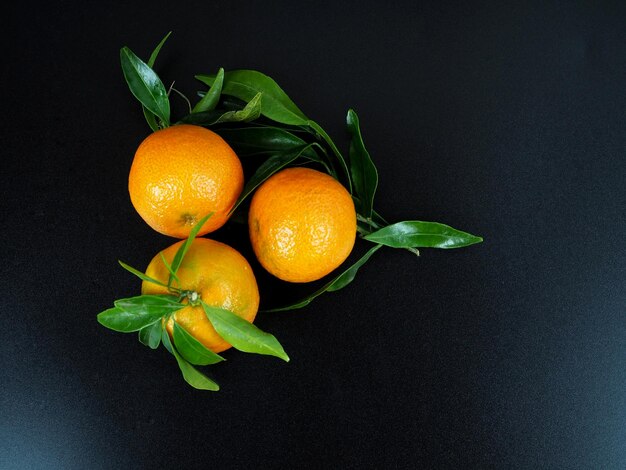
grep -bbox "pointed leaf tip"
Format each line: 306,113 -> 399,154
202,302 -> 289,361
120,46 -> 170,126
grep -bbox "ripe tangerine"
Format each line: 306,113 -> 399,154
128,124 -> 243,238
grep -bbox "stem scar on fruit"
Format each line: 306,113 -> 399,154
179,213 -> 198,227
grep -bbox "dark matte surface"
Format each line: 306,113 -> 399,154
2,2 -> 625,469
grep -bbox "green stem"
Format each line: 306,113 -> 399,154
356,224 -> 370,237
310,142 -> 338,179
356,213 -> 419,257
170,86 -> 193,114
356,213 -> 381,230
306,120 -> 352,193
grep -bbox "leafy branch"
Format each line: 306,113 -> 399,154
111,32 -> 484,390
97,213 -> 288,391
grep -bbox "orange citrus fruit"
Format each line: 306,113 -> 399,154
128,124 -> 244,238
142,237 -> 260,353
248,167 -> 357,283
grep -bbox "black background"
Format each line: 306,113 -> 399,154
3,1 -> 625,469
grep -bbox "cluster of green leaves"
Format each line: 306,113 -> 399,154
108,32 -> 483,390
97,215 -> 289,391
119,32 -> 483,308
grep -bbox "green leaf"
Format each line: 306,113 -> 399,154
97,307 -> 129,331
147,31 -> 172,68
214,127 -> 333,174
346,109 -> 378,219
306,120 -> 352,193
178,109 -> 224,126
172,321 -> 225,365
202,302 -> 289,361
214,126 -> 309,155
98,295 -> 182,333
169,213 -> 212,276
162,332 -> 219,391
230,143 -> 315,214
363,221 -> 484,249
192,67 -> 224,113
196,70 -> 308,125
120,46 -> 170,126
220,96 -> 248,111
327,244 -> 383,292
139,321 -> 162,349
142,106 -> 160,132
214,92 -> 262,123
265,244 -> 382,312
180,92 -> 262,126
118,260 -> 168,288
372,209 -> 389,227
159,252 -> 179,288
301,142 -> 337,177
355,207 -> 389,234
140,31 -> 172,131
161,328 -> 173,354
114,295 -> 184,315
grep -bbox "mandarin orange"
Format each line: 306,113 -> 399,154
248,167 -> 356,283
128,124 -> 243,238
142,238 -> 259,353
